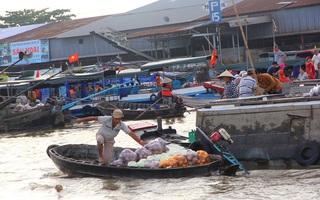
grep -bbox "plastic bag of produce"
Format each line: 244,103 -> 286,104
119,149 -> 138,163
135,147 -> 153,161
145,140 -> 163,154
127,161 -> 138,167
181,149 -> 198,166
110,158 -> 126,167
144,159 -> 159,168
196,150 -> 210,165
158,157 -> 178,168
173,154 -> 188,167
154,137 -> 169,152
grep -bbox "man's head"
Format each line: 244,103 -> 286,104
112,109 -> 124,120
247,68 -> 258,77
272,61 -> 278,67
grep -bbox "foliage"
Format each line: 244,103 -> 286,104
0,8 -> 76,28
0,74 -> 8,82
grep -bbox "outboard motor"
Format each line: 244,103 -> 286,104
210,128 -> 233,151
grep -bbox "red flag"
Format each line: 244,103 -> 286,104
68,53 -> 78,63
35,68 -> 40,78
209,49 -> 216,67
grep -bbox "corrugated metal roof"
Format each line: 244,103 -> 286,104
0,16 -> 106,43
1,0 -> 319,43
127,24 -> 190,39
0,24 -> 46,40
221,0 -> 320,17
54,0 -> 210,38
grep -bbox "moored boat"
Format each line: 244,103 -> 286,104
96,99 -> 187,120
195,95 -> 320,166
0,99 -> 65,132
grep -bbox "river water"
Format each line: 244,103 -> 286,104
1,111 -> 320,200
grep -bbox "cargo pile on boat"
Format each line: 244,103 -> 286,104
110,137 -> 212,168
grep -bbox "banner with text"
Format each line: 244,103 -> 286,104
9,39 -> 49,65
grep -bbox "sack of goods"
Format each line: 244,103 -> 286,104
112,137 -> 211,169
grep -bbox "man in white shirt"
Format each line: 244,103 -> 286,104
312,50 -> 320,79
76,109 -> 147,165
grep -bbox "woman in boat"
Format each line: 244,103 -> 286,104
305,56 -> 315,79
218,70 -> 239,99
75,109 -> 147,165
277,63 -> 292,82
161,77 -> 173,104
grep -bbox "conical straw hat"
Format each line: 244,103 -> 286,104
162,77 -> 172,84
218,70 -> 234,78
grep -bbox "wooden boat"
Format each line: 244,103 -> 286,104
180,81 -> 224,108
0,102 -> 65,132
46,144 -> 223,179
96,100 -> 187,120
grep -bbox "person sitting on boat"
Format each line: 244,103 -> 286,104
161,77 -> 173,104
155,74 -> 163,90
267,61 -> 278,77
238,69 -> 259,97
218,70 -> 239,99
94,83 -> 103,93
251,71 -> 282,95
296,65 -> 309,81
75,109 -> 147,165
277,63 -> 292,82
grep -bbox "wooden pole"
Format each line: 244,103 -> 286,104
231,0 -> 259,79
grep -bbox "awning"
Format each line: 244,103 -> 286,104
228,15 -> 272,27
140,56 -> 211,71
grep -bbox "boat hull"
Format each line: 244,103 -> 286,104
47,144 -> 220,179
0,105 -> 64,132
195,96 -> 320,166
97,101 -> 186,120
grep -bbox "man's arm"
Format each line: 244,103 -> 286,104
128,131 -> 147,146
76,116 -> 98,124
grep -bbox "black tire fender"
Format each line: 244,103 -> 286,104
46,144 -> 59,158
188,140 -> 216,154
150,94 -> 157,102
82,105 -> 92,116
294,140 -> 319,166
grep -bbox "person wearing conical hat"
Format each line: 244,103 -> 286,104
218,70 -> 239,99
161,77 -> 173,104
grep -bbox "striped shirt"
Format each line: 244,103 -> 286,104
238,76 -> 257,97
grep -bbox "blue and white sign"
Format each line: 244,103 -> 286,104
209,0 -> 222,23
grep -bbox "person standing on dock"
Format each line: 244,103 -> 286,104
218,70 -> 239,99
75,109 -> 147,165
273,45 -> 286,65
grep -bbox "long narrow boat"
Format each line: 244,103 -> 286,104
46,144 -> 223,179
0,103 -> 65,132
96,100 -> 187,120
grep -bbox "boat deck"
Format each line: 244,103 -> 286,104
119,86 -> 206,103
